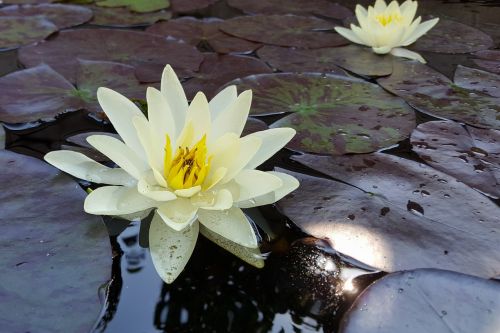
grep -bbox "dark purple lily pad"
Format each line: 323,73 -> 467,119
257,44 -> 392,77
377,61 -> 500,130
227,0 -> 352,20
339,269 -> 500,333
146,17 -> 261,54
170,0 -> 217,13
227,73 -> 415,155
0,150 -> 111,333
0,125 -> 5,149
95,0 -> 170,13
88,5 -> 172,27
473,50 -> 500,75
410,19 -> 493,54
219,15 -> 348,49
411,120 -> 500,199
64,131 -> 119,162
283,153 -> 500,278
454,65 -> 500,98
18,28 -> 203,84
241,117 -> 268,137
0,16 -> 56,50
0,4 -> 93,29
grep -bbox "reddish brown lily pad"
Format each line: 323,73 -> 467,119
146,17 -> 261,54
219,15 -> 348,49
170,0 -> 217,13
88,5 -> 172,27
377,61 -> 500,130
227,73 -> 415,155
454,65 -> 500,98
0,4 -> 93,29
411,120 -> 500,199
227,0 -> 352,20
279,152 -> 500,278
241,117 -> 268,137
0,16 -> 56,50
95,0 -> 170,13
472,50 -> 500,75
18,28 -> 203,84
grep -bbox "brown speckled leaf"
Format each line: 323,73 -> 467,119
472,50 -> 500,75
219,15 -> 348,49
411,120 -> 500,199
170,0 -> 217,13
454,65 -> 500,98
89,5 -> 172,27
0,16 -> 57,50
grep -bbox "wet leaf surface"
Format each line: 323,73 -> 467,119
0,16 -> 57,50
411,120 -> 500,199
170,0 -> 217,13
227,0 -> 352,20
227,73 -> 415,155
88,5 -> 172,27
146,17 -> 261,54
0,150 -> 111,333
339,269 -> 500,333
280,152 -> 500,278
18,28 -> 203,84
257,44 -> 392,77
473,50 -> 500,75
0,4 -> 93,29
377,61 -> 500,130
0,125 -> 5,149
95,0 -> 170,13
454,65 -> 500,98
219,15 -> 348,49
241,117 -> 268,137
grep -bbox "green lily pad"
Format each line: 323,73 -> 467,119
96,0 -> 170,13
377,61 -> 500,130
339,269 -> 500,333
411,120 -> 500,199
227,73 -> 415,155
0,150 -> 111,333
219,15 -> 348,49
88,5 -> 172,27
0,4 -> 93,29
18,28 -> 203,84
146,17 -> 261,54
473,50 -> 500,75
0,16 -> 56,50
279,153 -> 500,278
257,44 -> 392,77
227,0 -> 352,20
170,0 -> 217,13
1,0 -> 55,3
454,65 -> 500,98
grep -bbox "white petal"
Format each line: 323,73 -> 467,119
118,209 -> 153,221
84,185 -> 157,215
351,24 -> 374,46
175,186 -> 201,198
157,198 -> 198,231
197,207 -> 257,248
87,134 -> 149,180
146,87 -> 176,140
44,150 -> 135,186
400,0 -> 417,24
355,4 -> 369,30
372,46 -> 392,54
335,26 -> 365,45
191,189 -> 233,210
161,65 -> 188,138
185,92 -> 211,143
97,87 -> 146,159
149,213 -> 198,284
137,174 -> 177,201
210,90 -> 252,142
209,85 -> 238,120
221,135 -> 262,184
402,17 -> 439,46
390,47 -> 426,63
374,0 -> 387,13
244,128 -> 295,170
132,115 -> 163,172
232,170 -> 283,202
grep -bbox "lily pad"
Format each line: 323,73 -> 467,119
340,269 -> 500,333
1,0 -> 55,3
473,50 -> 500,75
227,73 -> 415,155
241,117 -> 268,137
219,15 -> 348,49
227,0 -> 352,20
0,150 -> 111,333
170,0 -> 217,13
411,120 -> 500,199
18,28 -> 203,84
0,16 -> 56,50
377,61 -> 500,130
257,44 -> 392,77
95,0 -> 170,13
88,5 -> 172,27
146,17 -> 261,54
454,65 -> 500,98
0,125 -> 5,149
280,152 -> 500,278
0,4 -> 93,29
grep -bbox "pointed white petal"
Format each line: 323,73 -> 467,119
137,175 -> 177,201
244,128 -> 295,170
118,209 -> 153,221
146,87 -> 176,140
209,85 -> 238,120
232,170 -> 283,202
132,116 -> 163,172
372,46 -> 392,54
355,4 -> 369,30
191,189 -> 233,210
220,135 -> 262,184
186,92 -> 211,143
390,47 -> 426,63
400,0 -> 417,24
374,0 -> 387,12
402,17 -> 439,46
210,90 -> 252,141
335,27 -> 365,45
84,185 -> 157,215
175,186 -> 201,198
161,65 -> 188,138
157,198 -> 198,231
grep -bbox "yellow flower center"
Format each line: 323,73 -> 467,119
163,134 -> 211,190
375,12 -> 402,26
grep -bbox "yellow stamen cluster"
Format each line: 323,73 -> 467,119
375,12 -> 402,26
164,134 -> 211,190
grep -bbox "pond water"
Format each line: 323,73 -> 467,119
1,1 -> 500,333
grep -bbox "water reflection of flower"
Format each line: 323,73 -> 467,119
117,221 -> 146,273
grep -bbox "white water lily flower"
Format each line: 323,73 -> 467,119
335,0 -> 439,63
44,65 -> 299,283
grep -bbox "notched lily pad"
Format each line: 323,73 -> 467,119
473,50 -> 500,75
0,150 -> 111,333
0,16 -> 56,50
95,0 -> 170,13
170,0 -> 217,13
219,15 -> 348,49
454,65 -> 500,98
89,5 -> 172,27
227,73 -> 415,155
411,120 -> 500,199
340,269 -> 500,333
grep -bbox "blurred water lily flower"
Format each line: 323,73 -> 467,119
45,65 -> 299,283
335,0 -> 439,63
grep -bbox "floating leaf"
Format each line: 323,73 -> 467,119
88,5 -> 172,27
0,150 -> 111,333
1,0 -> 55,3
257,45 -> 392,77
340,269 -> 500,333
170,0 -> 217,13
280,152 -> 500,278
146,17 -> 261,54
377,61 -> 500,130
19,28 -> 203,84
454,65 -> 500,98
0,4 -> 93,29
0,16 -> 56,50
241,117 -> 268,137
96,0 -> 170,13
0,125 -> 5,149
227,0 -> 352,20
227,73 -> 415,155
219,15 -> 347,49
473,50 -> 500,75
411,120 -> 500,199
